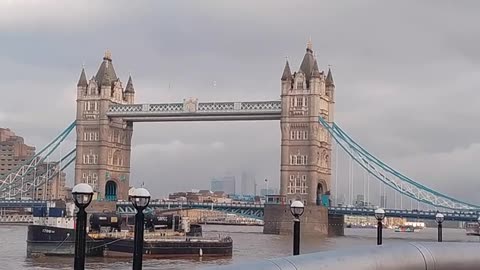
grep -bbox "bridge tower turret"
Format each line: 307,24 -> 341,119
279,40 -> 333,206
74,51 -> 134,201
125,75 -> 135,104
264,40 -> 342,236
325,68 -> 335,123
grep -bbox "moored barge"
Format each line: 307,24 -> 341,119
97,232 -> 233,257
26,201 -> 233,258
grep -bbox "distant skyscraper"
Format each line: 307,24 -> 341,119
380,195 -> 387,208
210,175 -> 236,195
338,194 -> 346,205
240,172 -> 255,195
354,194 -> 365,207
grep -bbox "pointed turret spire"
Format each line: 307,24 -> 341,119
125,75 -> 135,93
299,39 -> 316,81
95,49 -> 118,86
326,68 -> 335,86
77,67 -> 88,87
311,59 -> 321,78
104,49 -> 112,61
281,60 -> 293,81
306,37 -> 313,53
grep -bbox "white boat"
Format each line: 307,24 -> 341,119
465,222 -> 480,236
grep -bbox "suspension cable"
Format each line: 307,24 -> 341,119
318,117 -> 479,210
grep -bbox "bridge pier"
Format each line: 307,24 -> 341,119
263,204 -> 344,236
87,200 -> 116,213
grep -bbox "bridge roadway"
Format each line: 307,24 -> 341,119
1,200 -> 478,222
116,201 -> 265,219
116,201 -> 480,222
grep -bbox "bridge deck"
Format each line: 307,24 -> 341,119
106,101 -> 282,122
1,200 -> 477,222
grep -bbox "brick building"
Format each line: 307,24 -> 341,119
0,128 -> 67,200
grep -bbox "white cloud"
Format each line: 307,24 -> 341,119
0,0 -> 143,32
133,140 -> 225,154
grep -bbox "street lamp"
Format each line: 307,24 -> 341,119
264,179 -> 269,197
374,208 -> 385,245
435,213 -> 444,242
72,183 -> 94,270
290,200 -> 305,256
131,187 -> 151,270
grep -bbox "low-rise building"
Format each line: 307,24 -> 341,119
168,189 -> 232,203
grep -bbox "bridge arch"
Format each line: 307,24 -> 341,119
105,180 -> 118,201
316,181 -> 328,206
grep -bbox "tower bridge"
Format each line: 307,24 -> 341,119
1,41 -> 479,236
70,41 -> 336,234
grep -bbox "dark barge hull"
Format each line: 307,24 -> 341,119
103,238 -> 233,258
26,225 -> 104,257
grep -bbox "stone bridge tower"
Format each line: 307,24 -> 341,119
264,41 -> 340,235
74,51 -> 135,201
280,40 -> 335,206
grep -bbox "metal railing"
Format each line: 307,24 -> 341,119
0,215 -> 33,223
201,242 -> 480,270
328,206 -> 480,221
117,201 -> 265,208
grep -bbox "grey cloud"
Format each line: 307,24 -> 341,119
2,0 -> 480,203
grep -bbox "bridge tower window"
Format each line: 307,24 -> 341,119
290,130 -> 308,141
113,150 -> 122,166
82,150 -> 98,164
287,174 -> 308,194
296,81 -> 303,90
289,154 -> 308,165
84,131 -> 99,141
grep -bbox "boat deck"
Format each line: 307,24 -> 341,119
90,231 -> 231,243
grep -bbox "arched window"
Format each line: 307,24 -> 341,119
105,181 -> 117,201
321,150 -> 327,165
296,80 -> 303,90
113,150 -> 121,166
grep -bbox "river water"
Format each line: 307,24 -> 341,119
1,224 -> 478,269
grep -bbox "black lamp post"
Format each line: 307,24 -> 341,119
72,183 -> 94,270
374,208 -> 385,245
477,217 -> 480,242
131,187 -> 151,270
435,213 -> 444,242
290,200 -> 305,256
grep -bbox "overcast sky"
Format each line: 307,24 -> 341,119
1,0 -> 480,205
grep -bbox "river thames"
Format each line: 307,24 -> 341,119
1,224 -> 478,269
